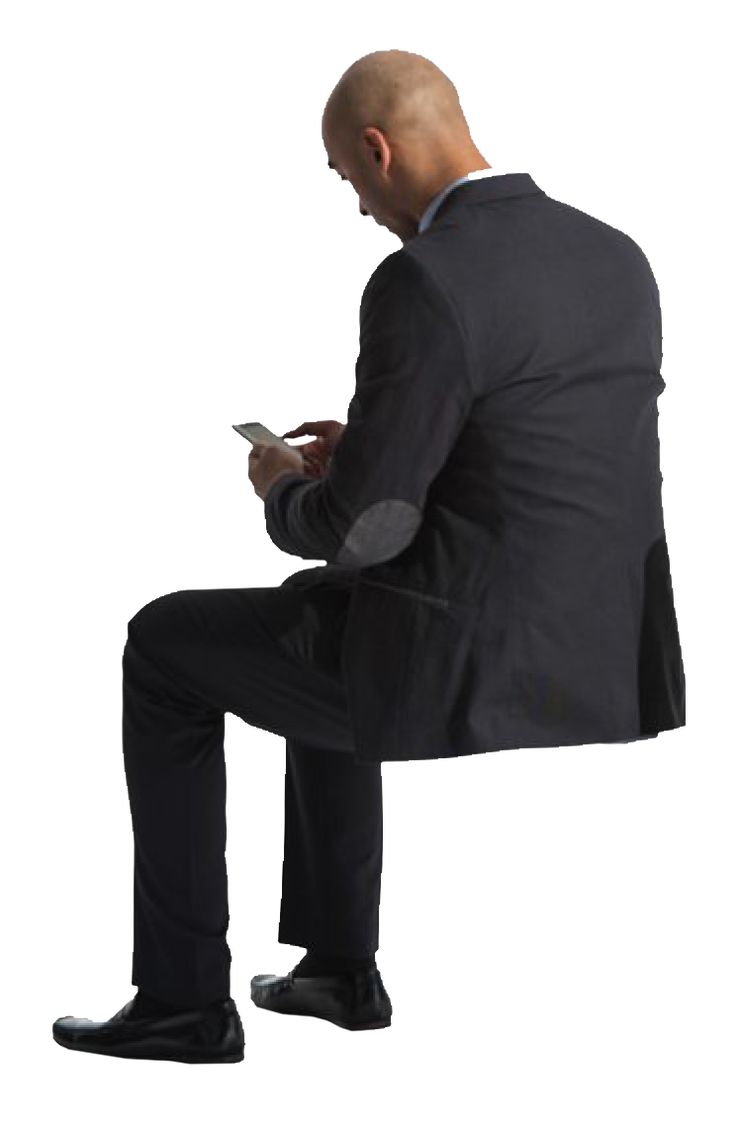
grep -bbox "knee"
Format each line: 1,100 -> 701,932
127,590 -> 184,638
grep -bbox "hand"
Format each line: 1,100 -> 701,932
248,442 -> 305,501
281,420 -> 346,478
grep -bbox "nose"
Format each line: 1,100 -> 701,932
359,201 -> 369,217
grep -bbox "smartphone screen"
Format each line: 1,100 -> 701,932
232,422 -> 295,453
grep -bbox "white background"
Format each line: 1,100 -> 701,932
1,2 -> 733,1130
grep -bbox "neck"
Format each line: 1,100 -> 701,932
418,156 -> 489,212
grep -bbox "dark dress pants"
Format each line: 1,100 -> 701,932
121,581 -> 383,1008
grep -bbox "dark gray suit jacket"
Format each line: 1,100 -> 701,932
264,172 -> 686,764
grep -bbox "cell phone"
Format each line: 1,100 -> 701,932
232,421 -> 295,454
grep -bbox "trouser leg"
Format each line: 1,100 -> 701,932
247,582 -> 384,957
278,737 -> 383,957
122,611 -> 231,1008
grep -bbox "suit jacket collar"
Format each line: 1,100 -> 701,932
424,172 -> 545,231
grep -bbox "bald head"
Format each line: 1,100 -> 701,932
323,50 -> 470,152
322,50 -> 491,243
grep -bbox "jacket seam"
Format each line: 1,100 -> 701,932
358,575 -> 480,612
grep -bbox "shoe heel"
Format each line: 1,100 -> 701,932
336,1015 -> 392,1031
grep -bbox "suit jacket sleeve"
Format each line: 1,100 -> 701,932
263,249 -> 474,567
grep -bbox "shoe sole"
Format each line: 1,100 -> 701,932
252,1003 -> 391,1031
52,1030 -> 244,1063
250,988 -> 391,1031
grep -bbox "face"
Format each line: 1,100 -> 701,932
326,153 -> 373,222
323,120 -> 417,244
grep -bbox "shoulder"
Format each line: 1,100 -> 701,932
359,248 -> 457,325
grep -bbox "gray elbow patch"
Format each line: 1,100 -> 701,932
336,499 -> 422,566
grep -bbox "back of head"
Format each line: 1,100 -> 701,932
323,49 -> 472,158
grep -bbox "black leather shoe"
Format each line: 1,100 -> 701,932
52,995 -> 245,1063
250,961 -> 392,1031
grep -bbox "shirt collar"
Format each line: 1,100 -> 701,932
417,167 -> 506,234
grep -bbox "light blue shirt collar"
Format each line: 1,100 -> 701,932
417,167 -> 506,234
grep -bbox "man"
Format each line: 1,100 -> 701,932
52,48 -> 685,1063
